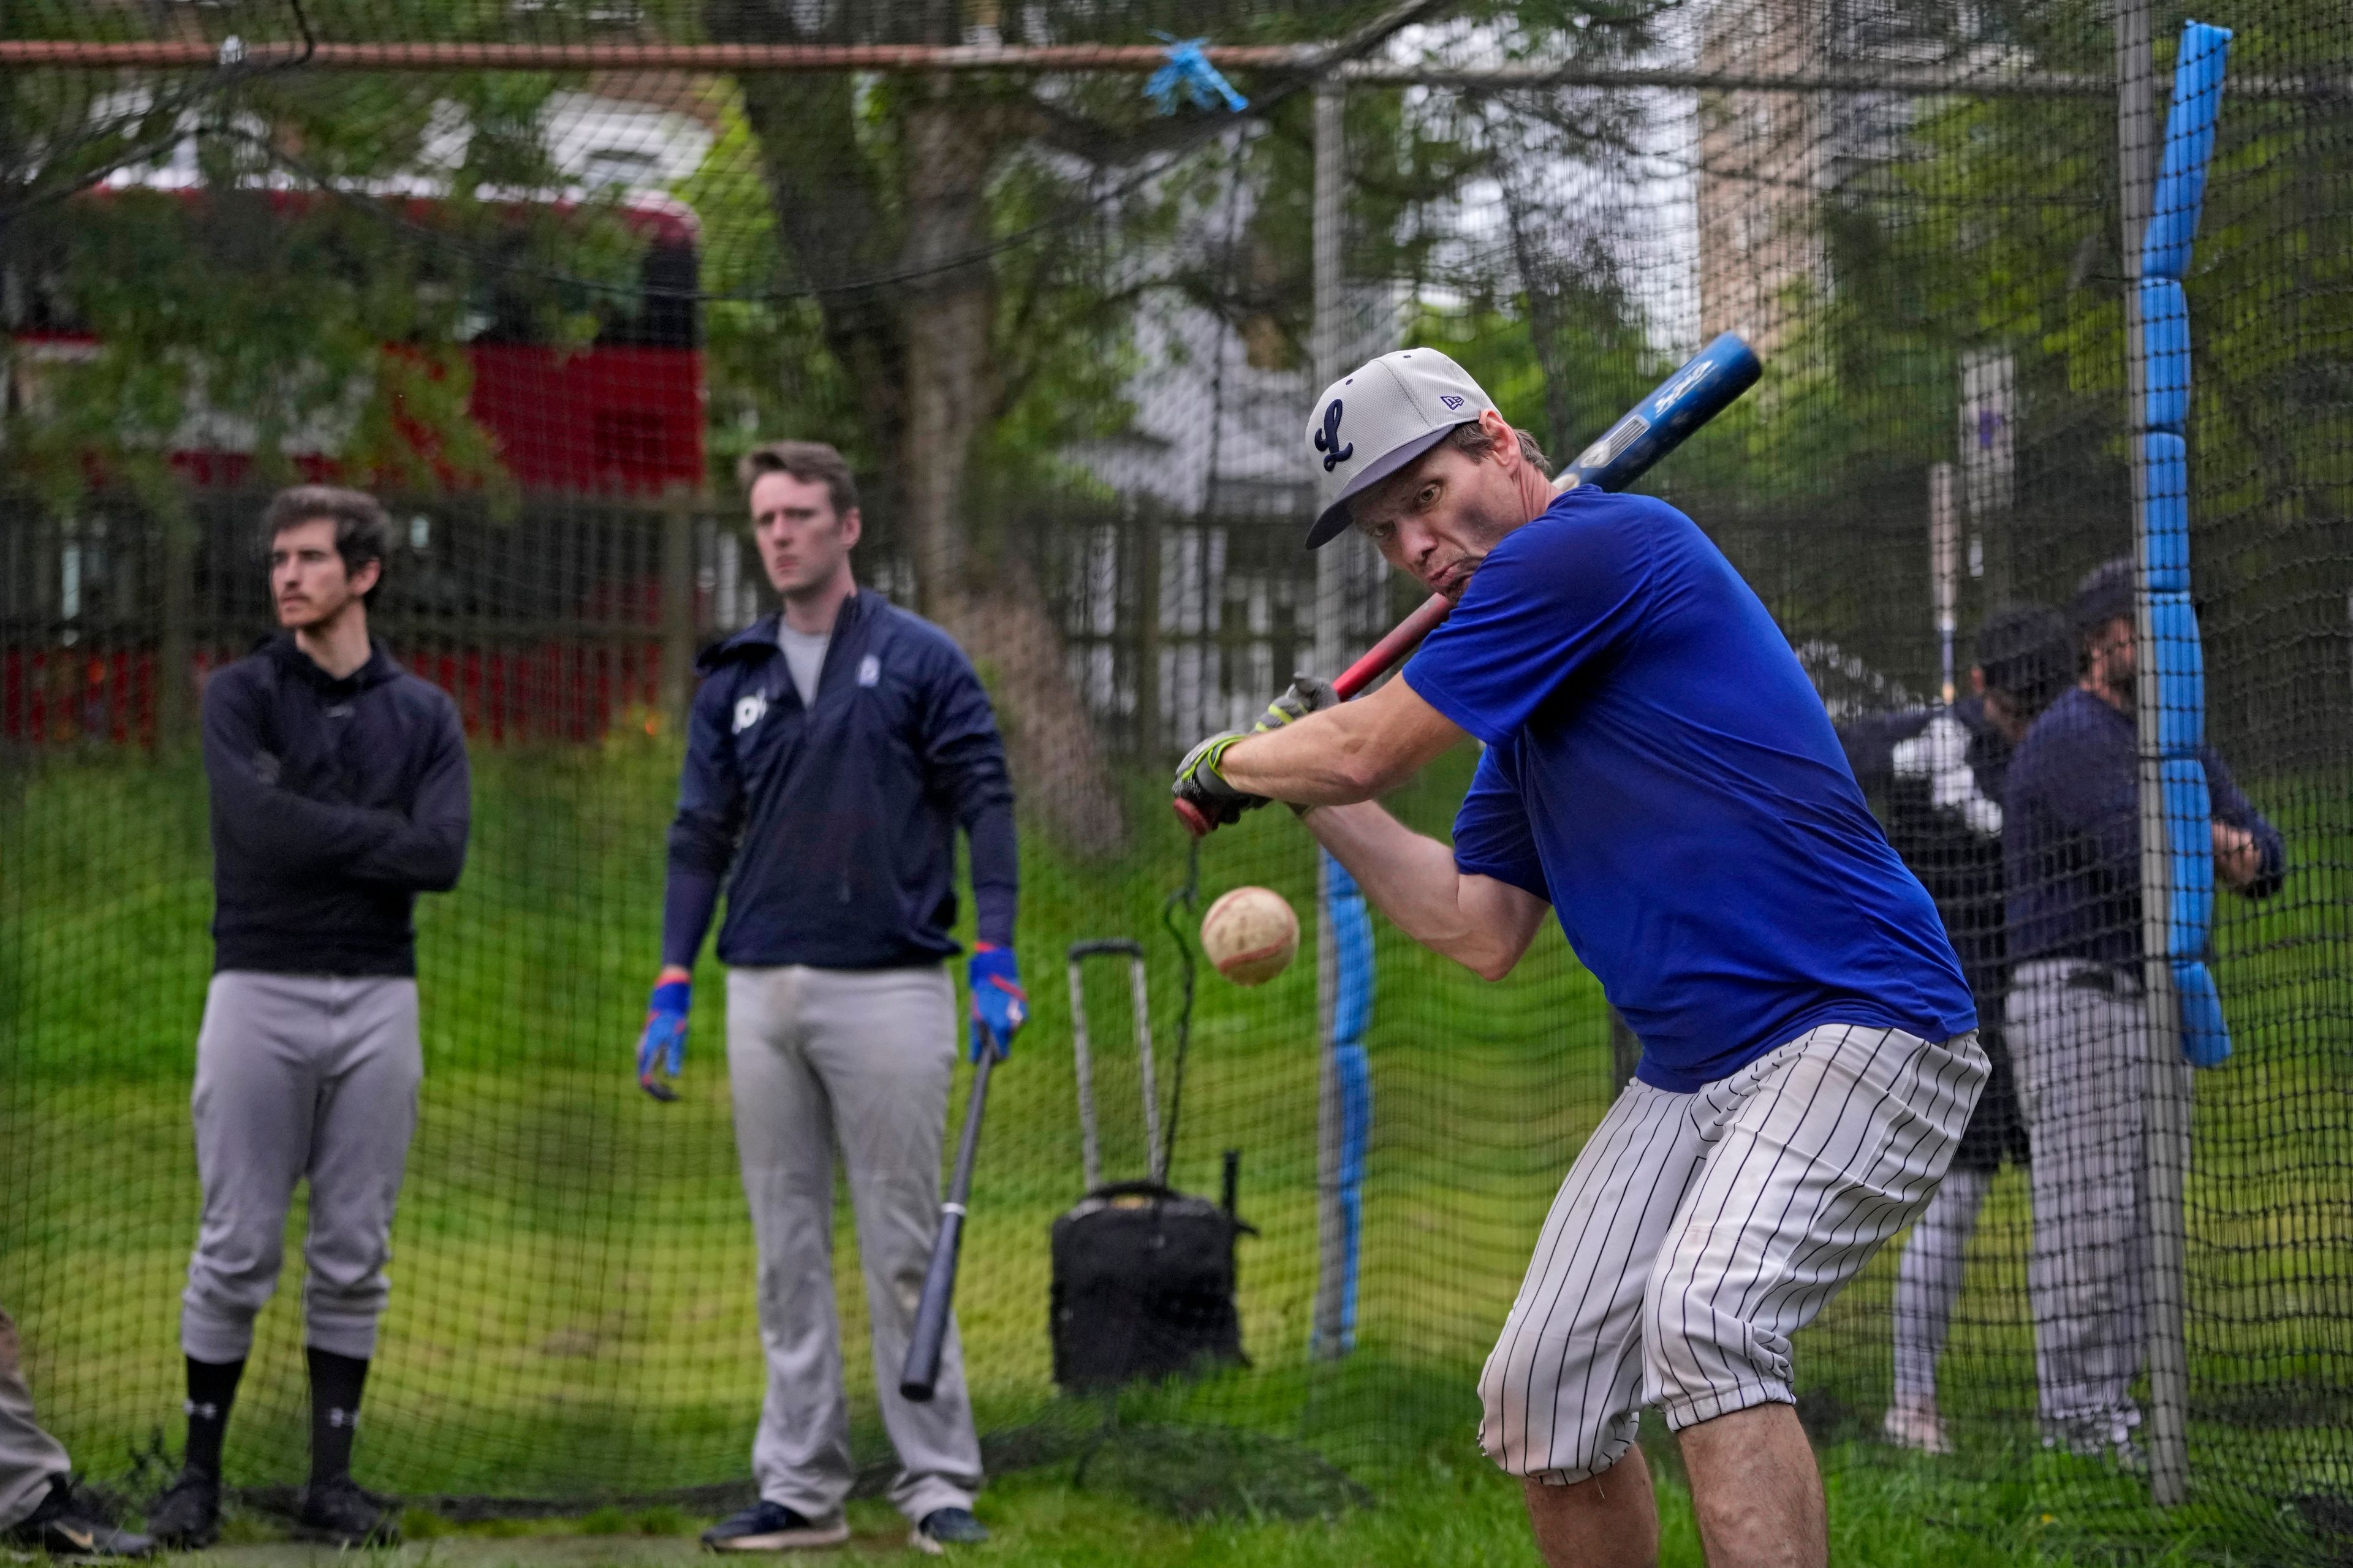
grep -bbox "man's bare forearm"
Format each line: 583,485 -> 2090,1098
1301,801 -> 1536,981
1218,673 -> 1468,806
1219,703 -> 1400,805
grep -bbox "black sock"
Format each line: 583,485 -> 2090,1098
305,1347 -> 370,1487
182,1357 -> 245,1479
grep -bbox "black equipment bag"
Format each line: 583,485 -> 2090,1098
1055,941 -> 1252,1391
1050,1176 -> 1251,1390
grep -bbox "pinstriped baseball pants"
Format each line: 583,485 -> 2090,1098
1478,1023 -> 1985,1482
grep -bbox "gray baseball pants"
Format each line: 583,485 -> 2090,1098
2007,959 -> 2153,1444
1890,1164 -> 1991,1406
726,964 -> 983,1526
0,1306 -> 72,1532
181,972 -> 422,1364
1479,1022 -> 1985,1482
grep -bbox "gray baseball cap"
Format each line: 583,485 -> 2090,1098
1303,347 -> 1499,547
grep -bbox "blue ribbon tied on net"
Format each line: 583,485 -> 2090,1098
1146,36 -> 1249,115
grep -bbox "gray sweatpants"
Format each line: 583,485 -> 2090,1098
1890,1165 -> 1991,1406
0,1306 -> 72,1532
2007,960 -> 2151,1442
181,972 -> 423,1364
726,964 -> 983,1525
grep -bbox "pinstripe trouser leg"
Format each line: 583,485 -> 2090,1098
1478,1024 -> 1985,1480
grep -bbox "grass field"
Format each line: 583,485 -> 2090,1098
2,741 -> 2347,1564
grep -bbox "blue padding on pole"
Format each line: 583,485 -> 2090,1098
1332,1042 -> 1370,1350
2141,279 -> 2192,432
2132,22 -> 2234,1067
2142,21 -> 2233,281
1324,852 -> 1376,1352
2143,490 -> 2191,589
1328,855 -> 1374,1046
2152,597 -> 2205,749
2175,961 -> 2232,1067
2161,757 -> 2212,877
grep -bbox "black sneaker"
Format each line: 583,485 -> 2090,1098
4,1477 -> 157,1558
912,1507 -> 989,1553
699,1500 -> 849,1551
143,1469 -> 220,1551
294,1475 -> 400,1548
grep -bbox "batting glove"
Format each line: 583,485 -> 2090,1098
637,972 -> 691,1102
1254,672 -> 1338,733
968,943 -> 1026,1062
1172,731 -> 1266,829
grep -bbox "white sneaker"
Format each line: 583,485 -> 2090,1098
1882,1399 -> 1952,1455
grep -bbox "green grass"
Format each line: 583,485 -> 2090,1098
2,745 -> 2348,1565
153,1434 -> 2239,1566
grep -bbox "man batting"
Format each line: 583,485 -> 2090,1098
147,487 -> 471,1549
1174,349 -> 1984,1568
637,441 -> 1018,1554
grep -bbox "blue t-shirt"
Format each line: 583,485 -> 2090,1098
1404,487 -> 1975,1092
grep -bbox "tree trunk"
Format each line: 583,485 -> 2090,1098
722,40 -> 1129,854
899,83 -> 1125,854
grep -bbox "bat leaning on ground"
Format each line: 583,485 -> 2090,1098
899,1047 -> 996,1403
1172,330 -> 1764,838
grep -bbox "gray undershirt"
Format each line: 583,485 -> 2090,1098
778,624 -> 830,708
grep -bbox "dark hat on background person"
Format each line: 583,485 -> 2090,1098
2068,556 -> 2136,638
1974,602 -> 2074,713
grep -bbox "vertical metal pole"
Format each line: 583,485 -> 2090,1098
659,490 -> 697,738
2116,0 -> 2192,1508
1930,461 -> 1958,706
1608,1010 -> 1642,1097
156,502 -> 197,750
1309,76 -> 1349,1360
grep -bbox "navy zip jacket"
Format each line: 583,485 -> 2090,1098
203,635 -> 472,977
2004,685 -> 2282,965
661,593 -> 1017,971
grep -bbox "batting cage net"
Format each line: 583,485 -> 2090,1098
1,0 -> 2347,1561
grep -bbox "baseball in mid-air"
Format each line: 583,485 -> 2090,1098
1200,886 -> 1300,987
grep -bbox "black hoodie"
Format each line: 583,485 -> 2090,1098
202,635 -> 471,976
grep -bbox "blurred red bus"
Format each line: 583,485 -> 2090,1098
3,183 -> 711,746
6,183 -> 705,495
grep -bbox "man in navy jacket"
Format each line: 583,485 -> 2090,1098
2004,558 -> 2281,1462
638,441 -> 1019,1554
149,487 -> 469,1551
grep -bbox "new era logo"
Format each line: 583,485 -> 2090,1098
1440,394 -> 1466,411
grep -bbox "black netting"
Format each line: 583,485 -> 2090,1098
2,1 -> 2347,1561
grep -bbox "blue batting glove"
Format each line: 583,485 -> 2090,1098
968,944 -> 1026,1063
637,973 -> 691,1102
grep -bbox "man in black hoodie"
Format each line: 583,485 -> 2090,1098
146,487 -> 469,1550
1838,605 -> 2073,1456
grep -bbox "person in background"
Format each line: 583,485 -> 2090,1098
636,441 -> 1021,1555
2,1305 -> 154,1557
2003,558 -> 2283,1463
1840,605 -> 2074,1455
148,487 -> 471,1550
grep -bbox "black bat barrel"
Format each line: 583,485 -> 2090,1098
900,1049 -> 996,1402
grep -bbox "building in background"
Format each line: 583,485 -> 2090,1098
1696,0 -> 2000,352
